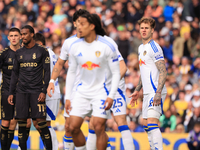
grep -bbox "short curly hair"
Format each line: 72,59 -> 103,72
138,17 -> 156,29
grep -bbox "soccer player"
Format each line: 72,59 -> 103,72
33,32 -> 60,150
65,13 -> 120,150
8,25 -> 52,150
129,17 -> 167,150
47,9 -> 89,150
86,14 -> 135,150
0,27 -> 21,150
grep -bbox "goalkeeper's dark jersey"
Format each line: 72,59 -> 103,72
0,47 -> 16,94
9,44 -> 50,95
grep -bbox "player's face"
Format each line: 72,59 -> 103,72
139,23 -> 154,41
78,17 -> 95,38
8,31 -> 21,46
21,28 -> 34,45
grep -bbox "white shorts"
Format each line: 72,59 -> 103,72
142,93 -> 166,119
63,91 -> 76,118
110,88 -> 126,116
46,99 -> 60,121
70,92 -> 110,119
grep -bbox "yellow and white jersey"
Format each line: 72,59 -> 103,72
138,39 -> 167,94
46,48 -> 61,100
65,35 -> 120,100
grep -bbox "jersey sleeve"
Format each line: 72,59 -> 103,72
65,48 -> 78,100
9,52 -> 19,95
59,40 -> 69,61
42,48 -> 50,94
149,42 -> 164,62
105,46 -> 121,99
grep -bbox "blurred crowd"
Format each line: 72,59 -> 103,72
1,0 -> 200,134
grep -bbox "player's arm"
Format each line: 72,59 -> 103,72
105,48 -> 121,110
8,53 -> 19,105
153,59 -> 167,106
119,60 -> 127,79
0,50 -> 4,69
129,76 -> 142,107
65,51 -> 77,114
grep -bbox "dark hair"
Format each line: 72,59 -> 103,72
80,13 -> 106,36
21,25 -> 35,34
72,9 -> 90,22
138,17 -> 156,29
34,32 -> 46,45
9,27 -> 20,34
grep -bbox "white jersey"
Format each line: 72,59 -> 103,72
104,36 -> 125,92
65,35 -> 121,100
46,48 -> 61,100
138,39 -> 167,94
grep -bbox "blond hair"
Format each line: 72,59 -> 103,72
138,17 -> 156,29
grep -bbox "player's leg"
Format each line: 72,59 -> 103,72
26,118 -> 31,141
142,94 -> 154,150
15,93 -> 30,150
1,93 -> 15,150
64,116 -> 75,150
147,93 -> 166,150
30,93 -> 52,150
87,116 -> 111,150
111,89 -> 134,150
114,115 -> 134,150
86,117 -> 97,150
7,119 -> 17,149
69,94 -> 92,150
46,99 -> 60,150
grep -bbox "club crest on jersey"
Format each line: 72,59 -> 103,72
143,51 -> 147,56
45,57 -> 50,63
139,59 -> 146,66
95,51 -> 101,57
20,55 -> 23,59
8,58 -> 12,62
33,53 -> 36,59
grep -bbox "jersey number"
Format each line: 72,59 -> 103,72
113,98 -> 123,108
100,100 -> 105,109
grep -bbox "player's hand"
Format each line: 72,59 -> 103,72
193,141 -> 198,147
104,97 -> 113,110
38,93 -> 46,102
65,100 -> 71,115
8,95 -> 14,105
129,91 -> 139,107
153,93 -> 161,106
47,82 -> 54,97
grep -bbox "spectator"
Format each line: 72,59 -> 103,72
174,90 -> 188,116
175,123 -> 185,133
192,90 -> 200,108
187,121 -> 200,150
179,57 -> 191,75
185,84 -> 193,102
159,109 -> 176,132
163,0 -> 176,22
170,82 -> 180,102
188,108 -> 200,132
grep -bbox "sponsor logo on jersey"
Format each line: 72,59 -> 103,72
95,51 -> 101,57
8,58 -> 12,62
45,57 -> 50,63
77,52 -> 82,57
8,65 -> 13,70
81,61 -> 100,70
139,59 -> 146,66
143,51 -> 147,56
33,53 -> 36,59
20,62 -> 38,67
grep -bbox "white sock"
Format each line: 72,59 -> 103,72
17,146 -> 21,150
64,135 -> 75,150
49,127 -> 58,150
118,125 -> 135,150
86,129 -> 97,150
75,145 -> 86,150
148,124 -> 163,150
143,125 -> 154,150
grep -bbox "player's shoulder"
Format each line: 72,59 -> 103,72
148,39 -> 162,53
36,44 -> 48,52
97,35 -> 116,52
64,34 -> 79,44
69,38 -> 84,49
0,47 -> 9,56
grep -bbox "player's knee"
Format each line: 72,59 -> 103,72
26,119 -> 32,128
94,123 -> 105,136
89,121 -> 95,130
1,120 -> 10,127
65,122 -> 70,133
69,124 -> 80,135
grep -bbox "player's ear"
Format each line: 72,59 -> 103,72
73,22 -> 77,28
31,33 -> 34,38
90,24 -> 95,31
